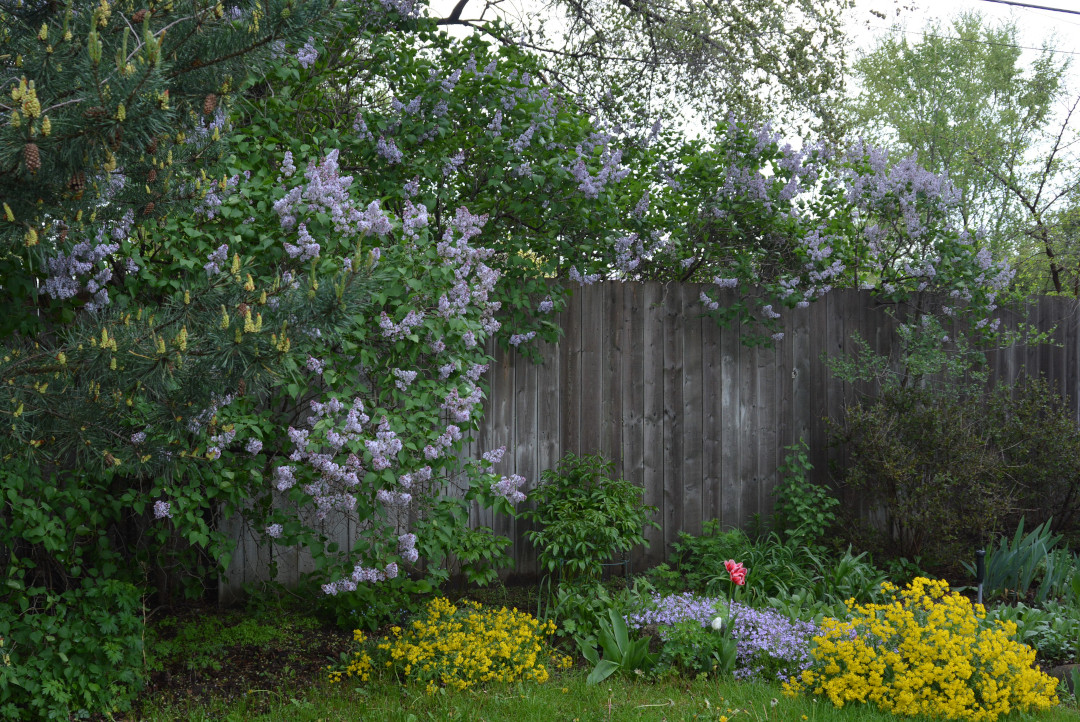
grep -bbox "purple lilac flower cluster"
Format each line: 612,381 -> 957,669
43,229 -> 121,311
626,593 -> 818,682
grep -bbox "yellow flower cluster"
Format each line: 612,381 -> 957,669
329,597 -> 573,694
327,630 -> 374,685
785,578 -> 1059,721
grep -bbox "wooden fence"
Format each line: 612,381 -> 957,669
220,283 -> 1080,599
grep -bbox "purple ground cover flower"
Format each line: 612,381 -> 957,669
626,593 -> 818,682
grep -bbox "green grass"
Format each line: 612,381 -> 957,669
139,672 -> 1080,722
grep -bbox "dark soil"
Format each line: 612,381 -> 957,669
129,602 -> 355,718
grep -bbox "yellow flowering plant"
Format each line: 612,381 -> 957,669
785,577 -> 1059,721
329,597 -> 573,694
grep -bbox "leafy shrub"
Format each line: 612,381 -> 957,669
787,578 -> 1060,720
835,376 -> 1080,562
986,377 -> 1080,537
0,577 -> 143,720
317,575 -> 434,632
523,453 -> 658,583
540,577 -> 655,648
330,597 -> 573,693
836,387 -> 1007,561
770,439 -> 839,548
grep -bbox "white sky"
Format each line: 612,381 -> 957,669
427,0 -> 1080,137
850,0 -> 1080,86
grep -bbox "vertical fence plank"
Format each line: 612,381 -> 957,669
808,295 -> 829,488
604,282 -> 626,479
642,282 -> 666,560
719,288 -> 741,530
623,284 -> 652,568
560,290 -> 582,455
738,303 -> 758,531
579,283 -> 604,455
513,340 -> 539,577
682,284 -> 704,538
662,284 -> 685,552
702,297 -> 723,530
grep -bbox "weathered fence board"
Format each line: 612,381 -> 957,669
222,283 -> 1080,596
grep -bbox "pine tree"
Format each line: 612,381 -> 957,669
0,0 -> 341,335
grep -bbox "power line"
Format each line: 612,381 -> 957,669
864,23 -> 1080,56
975,0 -> 1080,17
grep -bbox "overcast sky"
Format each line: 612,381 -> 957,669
850,0 -> 1080,79
427,0 -> 1080,140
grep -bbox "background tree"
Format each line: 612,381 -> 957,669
0,0 -> 342,336
432,0 -> 853,138
849,11 -> 1069,262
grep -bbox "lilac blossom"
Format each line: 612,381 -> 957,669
393,368 -> 418,391
296,38 -> 318,69
491,474 -> 526,504
203,243 -> 229,276
266,523 -> 283,538
483,446 -> 506,465
153,500 -> 172,519
398,533 -> 419,563
537,298 -> 554,313
245,438 -> 263,455
509,331 -> 536,346
274,465 -> 297,491
376,137 -> 404,164
281,151 -> 296,178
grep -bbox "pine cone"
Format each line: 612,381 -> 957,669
110,128 -> 122,152
143,202 -> 155,216
237,378 -> 247,396
68,172 -> 86,192
203,93 -> 218,115
23,143 -> 40,173
147,137 -> 158,154
131,9 -> 149,23
59,226 -> 68,243
147,167 -> 157,183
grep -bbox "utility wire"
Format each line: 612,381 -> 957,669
864,23 -> 1080,56
976,0 -> 1080,17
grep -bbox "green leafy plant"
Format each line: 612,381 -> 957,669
962,518 -> 1063,603
658,620 -> 737,678
770,439 -> 839,548
524,453 -> 658,584
579,609 -> 659,685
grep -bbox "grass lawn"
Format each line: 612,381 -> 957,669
139,673 -> 1080,722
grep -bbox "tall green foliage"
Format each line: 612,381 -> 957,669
851,12 -> 1069,263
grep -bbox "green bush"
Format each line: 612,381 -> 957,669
523,453 -> 658,583
835,376 -> 1080,562
835,386 -> 1007,562
987,377 -> 1080,538
0,577 -> 144,720
770,439 -> 839,548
